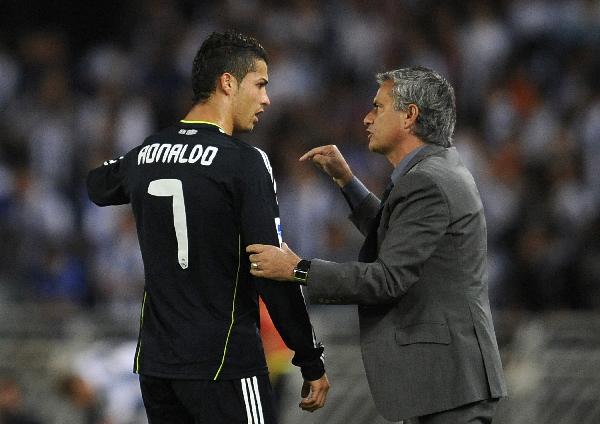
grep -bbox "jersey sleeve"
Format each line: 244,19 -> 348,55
239,147 -> 325,381
86,155 -> 130,206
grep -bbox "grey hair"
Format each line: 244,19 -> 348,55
376,66 -> 456,147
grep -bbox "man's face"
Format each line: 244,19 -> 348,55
232,59 -> 270,133
363,81 -> 407,155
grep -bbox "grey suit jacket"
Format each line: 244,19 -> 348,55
307,145 -> 507,421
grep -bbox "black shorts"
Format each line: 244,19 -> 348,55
139,374 -> 278,424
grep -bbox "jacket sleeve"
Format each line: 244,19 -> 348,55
86,155 -> 130,206
348,192 -> 381,236
308,172 -> 450,305
239,147 -> 325,381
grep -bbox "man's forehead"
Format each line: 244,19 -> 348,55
244,60 -> 268,81
374,81 -> 393,101
252,59 -> 268,75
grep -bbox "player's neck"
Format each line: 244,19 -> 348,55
183,100 -> 234,135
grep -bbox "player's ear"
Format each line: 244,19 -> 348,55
218,73 -> 238,96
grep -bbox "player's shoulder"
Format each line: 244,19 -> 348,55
234,137 -> 260,153
235,139 -> 269,163
234,140 -> 273,181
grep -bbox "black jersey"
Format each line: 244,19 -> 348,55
87,121 -> 324,381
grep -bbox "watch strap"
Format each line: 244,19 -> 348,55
293,259 -> 311,285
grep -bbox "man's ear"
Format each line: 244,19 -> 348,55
404,104 -> 419,129
217,72 -> 238,96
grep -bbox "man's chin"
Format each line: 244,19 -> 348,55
234,124 -> 254,134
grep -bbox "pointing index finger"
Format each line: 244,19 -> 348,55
299,146 -> 328,162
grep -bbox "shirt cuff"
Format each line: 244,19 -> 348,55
341,176 -> 370,210
292,343 -> 325,381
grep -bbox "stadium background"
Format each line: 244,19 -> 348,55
1,0 -> 600,422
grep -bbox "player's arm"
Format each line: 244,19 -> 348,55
86,155 -> 130,206
239,148 -> 328,407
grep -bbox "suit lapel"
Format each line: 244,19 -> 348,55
358,182 -> 394,262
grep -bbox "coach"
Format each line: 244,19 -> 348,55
247,67 -> 507,423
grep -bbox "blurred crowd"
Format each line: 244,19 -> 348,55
2,0 -> 600,317
3,0 -> 600,422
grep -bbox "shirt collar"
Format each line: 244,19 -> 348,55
390,145 -> 426,184
180,120 -> 226,134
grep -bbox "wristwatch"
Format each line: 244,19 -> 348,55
293,259 -> 311,285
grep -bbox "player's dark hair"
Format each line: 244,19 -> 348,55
192,30 -> 268,103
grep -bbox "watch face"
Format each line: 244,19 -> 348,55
294,269 -> 308,279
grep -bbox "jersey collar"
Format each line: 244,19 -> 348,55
179,120 -> 226,134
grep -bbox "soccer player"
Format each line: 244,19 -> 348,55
86,31 -> 329,424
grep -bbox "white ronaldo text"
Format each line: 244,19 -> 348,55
137,143 -> 218,166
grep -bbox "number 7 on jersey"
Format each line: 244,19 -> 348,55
148,179 -> 189,269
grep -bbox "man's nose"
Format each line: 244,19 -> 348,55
363,112 -> 373,126
262,93 -> 270,106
